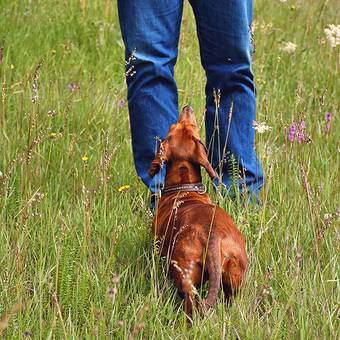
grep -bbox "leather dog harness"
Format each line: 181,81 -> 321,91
158,183 -> 206,198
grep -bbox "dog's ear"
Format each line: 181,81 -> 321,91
192,136 -> 218,180
148,138 -> 171,179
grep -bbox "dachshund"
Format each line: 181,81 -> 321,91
148,106 -> 247,315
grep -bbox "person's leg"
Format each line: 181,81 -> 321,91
189,0 -> 263,201
117,0 -> 184,194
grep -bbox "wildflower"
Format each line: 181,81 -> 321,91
118,185 -> 130,192
324,24 -> 340,48
288,120 -> 307,143
279,0 -> 287,2
291,5 -> 296,10
280,42 -> 297,54
261,21 -> 273,34
52,50 -> 56,54
317,36 -> 326,45
252,120 -> 272,133
238,216 -> 250,227
69,82 -> 75,92
82,156 -> 88,162
111,275 -> 120,284
50,133 -> 57,139
118,99 -> 125,109
324,112 -> 333,131
252,19 -> 259,33
297,120 -> 306,140
115,320 -> 124,328
10,64 -> 14,70
288,124 -> 296,141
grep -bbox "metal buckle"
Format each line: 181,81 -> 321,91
198,183 -> 206,194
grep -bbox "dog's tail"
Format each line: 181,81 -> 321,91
204,240 -> 221,311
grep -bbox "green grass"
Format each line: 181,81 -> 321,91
1,0 -> 340,338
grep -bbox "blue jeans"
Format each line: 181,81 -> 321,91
117,0 -> 263,201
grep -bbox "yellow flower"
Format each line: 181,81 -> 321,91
10,64 -> 14,70
262,155 -> 267,159
118,185 -> 130,192
52,50 -> 56,54
239,216 -> 250,227
257,78 -> 261,83
82,156 -> 88,162
291,5 -> 296,10
50,133 -> 57,139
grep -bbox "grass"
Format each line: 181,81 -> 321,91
0,0 -> 339,338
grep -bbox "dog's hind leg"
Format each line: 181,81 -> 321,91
221,254 -> 247,305
171,259 -> 202,315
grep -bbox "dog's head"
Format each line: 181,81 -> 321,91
148,106 -> 218,181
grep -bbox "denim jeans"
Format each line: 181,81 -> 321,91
117,0 -> 263,201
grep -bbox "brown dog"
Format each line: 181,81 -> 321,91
148,106 -> 247,315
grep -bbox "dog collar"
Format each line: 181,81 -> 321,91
158,183 -> 206,198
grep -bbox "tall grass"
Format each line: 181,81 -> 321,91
0,0 -> 339,338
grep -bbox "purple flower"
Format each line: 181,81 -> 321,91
326,113 -> 333,121
118,99 -> 125,110
288,120 -> 307,143
288,124 -> 296,141
324,113 -> 333,131
69,82 -> 75,92
297,120 -> 307,142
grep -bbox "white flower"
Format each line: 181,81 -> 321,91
279,0 -> 287,2
261,21 -> 273,34
324,24 -> 340,48
252,19 -> 259,33
252,121 -> 272,134
281,42 -> 297,54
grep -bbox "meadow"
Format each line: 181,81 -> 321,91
0,0 -> 339,338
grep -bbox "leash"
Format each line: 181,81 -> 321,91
158,183 -> 206,198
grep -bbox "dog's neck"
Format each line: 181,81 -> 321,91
163,162 -> 202,188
